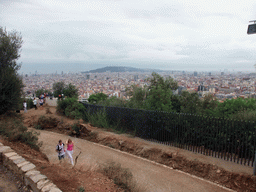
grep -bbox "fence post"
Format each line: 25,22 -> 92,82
254,150 -> 256,175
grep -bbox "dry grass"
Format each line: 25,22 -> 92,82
99,160 -> 140,192
77,161 -> 99,175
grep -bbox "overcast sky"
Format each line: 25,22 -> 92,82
1,0 -> 256,74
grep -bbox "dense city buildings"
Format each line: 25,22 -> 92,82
22,70 -> 256,101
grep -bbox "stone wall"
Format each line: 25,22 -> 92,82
0,142 -> 62,192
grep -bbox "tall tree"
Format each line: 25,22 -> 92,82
53,82 -> 78,98
179,91 -> 202,114
63,83 -> 78,98
88,93 -> 108,104
147,72 -> 178,91
52,81 -> 65,97
144,72 -> 178,112
126,85 -> 148,109
0,27 -> 23,114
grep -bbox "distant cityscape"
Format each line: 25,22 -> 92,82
22,66 -> 256,101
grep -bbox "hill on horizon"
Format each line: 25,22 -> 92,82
82,66 -> 164,73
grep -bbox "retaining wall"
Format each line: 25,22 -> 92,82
0,142 -> 62,192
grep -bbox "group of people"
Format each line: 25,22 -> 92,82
32,94 -> 45,110
56,139 -> 75,166
22,93 -> 47,112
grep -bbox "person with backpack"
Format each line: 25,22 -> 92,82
56,140 -> 65,161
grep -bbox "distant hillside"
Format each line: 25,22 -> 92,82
82,66 -> 164,73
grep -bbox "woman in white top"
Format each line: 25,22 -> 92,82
23,100 -> 27,113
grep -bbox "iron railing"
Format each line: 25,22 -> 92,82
81,103 -> 256,167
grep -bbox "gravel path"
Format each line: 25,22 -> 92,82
37,129 -> 235,192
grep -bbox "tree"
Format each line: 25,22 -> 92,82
144,72 -> 178,112
35,88 -> 46,98
53,82 -> 65,97
63,83 -> 78,98
125,73 -> 179,112
201,94 -> 218,116
214,97 -> 256,118
147,72 -> 178,91
88,93 -> 108,104
103,96 -> 126,107
179,91 -> 202,114
126,85 -> 148,109
0,27 -> 23,114
53,82 -> 78,98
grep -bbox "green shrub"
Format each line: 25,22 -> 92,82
57,97 -> 78,114
65,102 -> 85,119
78,186 -> 85,192
27,98 -> 34,109
71,122 -> 81,136
84,109 -> 115,129
83,108 -> 124,134
57,98 -> 85,119
229,110 -> 256,121
0,117 -> 41,150
34,124 -> 42,130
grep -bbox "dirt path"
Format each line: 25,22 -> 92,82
22,100 -> 255,191
36,129 -> 234,192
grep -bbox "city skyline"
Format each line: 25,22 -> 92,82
19,64 -> 254,75
22,69 -> 256,102
2,0 -> 256,74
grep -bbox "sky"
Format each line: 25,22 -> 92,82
1,0 -> 256,74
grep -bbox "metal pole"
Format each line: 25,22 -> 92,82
253,151 -> 256,175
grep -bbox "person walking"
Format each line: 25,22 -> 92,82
39,97 -> 44,110
66,139 -> 74,166
23,100 -> 27,113
33,98 -> 37,110
56,140 -> 65,162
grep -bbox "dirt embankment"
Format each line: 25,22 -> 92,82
22,106 -> 256,192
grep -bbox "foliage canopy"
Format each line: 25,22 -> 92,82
0,27 -> 23,114
53,82 -> 78,98
88,93 -> 108,104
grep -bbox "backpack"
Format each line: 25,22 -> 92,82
57,143 -> 64,152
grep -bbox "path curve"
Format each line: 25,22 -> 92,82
36,129 -> 234,192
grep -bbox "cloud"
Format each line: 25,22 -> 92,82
1,0 -> 256,73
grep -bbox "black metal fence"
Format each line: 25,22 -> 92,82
81,103 -> 256,167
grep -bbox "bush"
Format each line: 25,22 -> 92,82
71,122 -> 81,136
78,186 -> 85,192
65,102 -> 85,119
57,97 -> 77,114
229,109 -> 256,121
57,97 -> 85,119
87,131 -> 99,140
34,115 -> 59,130
84,109 -> 110,128
101,161 -> 135,191
0,117 -> 41,150
27,98 -> 34,109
